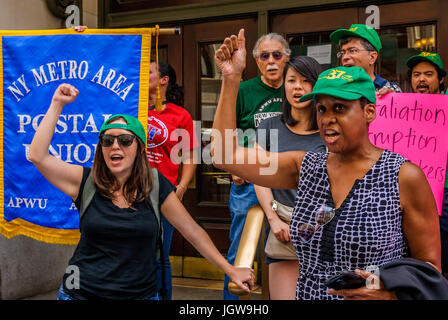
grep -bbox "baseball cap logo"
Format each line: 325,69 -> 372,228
321,69 -> 354,81
349,27 -> 358,32
420,52 -> 436,59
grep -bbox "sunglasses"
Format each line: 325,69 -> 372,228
100,134 -> 136,147
258,50 -> 283,61
297,205 -> 335,243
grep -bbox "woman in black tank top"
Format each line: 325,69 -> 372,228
29,83 -> 255,299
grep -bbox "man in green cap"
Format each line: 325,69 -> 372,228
407,52 -> 446,95
330,24 -> 402,97
407,51 -> 448,278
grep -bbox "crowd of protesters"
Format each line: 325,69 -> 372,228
35,24 -> 448,300
213,24 -> 448,300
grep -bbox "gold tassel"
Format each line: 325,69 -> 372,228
154,25 -> 164,111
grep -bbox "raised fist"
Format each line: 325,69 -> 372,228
52,83 -> 79,106
214,29 -> 247,77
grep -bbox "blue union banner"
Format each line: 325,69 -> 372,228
0,29 -> 151,244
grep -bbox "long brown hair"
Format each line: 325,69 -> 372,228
91,118 -> 153,205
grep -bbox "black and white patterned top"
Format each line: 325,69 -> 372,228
290,150 -> 409,300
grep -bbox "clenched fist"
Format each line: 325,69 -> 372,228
52,83 -> 79,106
214,29 -> 247,77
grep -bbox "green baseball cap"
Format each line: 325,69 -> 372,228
330,24 -> 382,52
406,52 -> 446,76
99,114 -> 146,145
299,66 -> 376,104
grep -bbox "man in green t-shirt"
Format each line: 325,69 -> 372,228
407,51 -> 448,278
224,32 -> 290,300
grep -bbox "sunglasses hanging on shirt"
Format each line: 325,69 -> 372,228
297,205 -> 336,243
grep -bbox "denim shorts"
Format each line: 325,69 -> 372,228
57,285 -> 77,300
56,285 -> 160,300
265,255 -> 283,265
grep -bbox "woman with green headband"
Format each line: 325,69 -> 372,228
212,29 -> 441,300
28,83 -> 254,300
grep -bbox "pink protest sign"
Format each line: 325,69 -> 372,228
369,93 -> 448,215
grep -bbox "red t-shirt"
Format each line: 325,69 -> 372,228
146,102 -> 199,185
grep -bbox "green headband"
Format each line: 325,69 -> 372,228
99,114 -> 146,145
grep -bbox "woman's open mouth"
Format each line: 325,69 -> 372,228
110,155 -> 124,165
323,129 -> 340,144
292,93 -> 303,103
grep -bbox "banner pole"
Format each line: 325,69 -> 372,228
151,27 -> 181,35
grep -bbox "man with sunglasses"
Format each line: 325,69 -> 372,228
224,32 -> 290,300
330,24 -> 402,97
407,51 -> 448,279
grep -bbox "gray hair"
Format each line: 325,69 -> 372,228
252,33 -> 291,59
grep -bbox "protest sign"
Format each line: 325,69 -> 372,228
369,93 -> 448,214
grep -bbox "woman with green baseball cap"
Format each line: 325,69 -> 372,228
28,83 -> 254,300
212,29 -> 441,300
